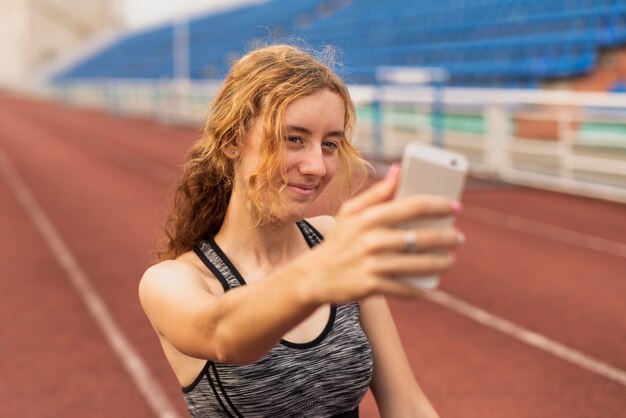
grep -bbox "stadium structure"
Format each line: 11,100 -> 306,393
0,0 -> 122,83
3,4 -> 626,418
5,0 -> 626,202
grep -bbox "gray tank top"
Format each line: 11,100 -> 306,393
184,220 -> 373,417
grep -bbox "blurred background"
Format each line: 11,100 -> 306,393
0,1 -> 625,417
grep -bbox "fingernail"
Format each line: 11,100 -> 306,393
457,231 -> 466,244
385,163 -> 400,182
451,201 -> 463,214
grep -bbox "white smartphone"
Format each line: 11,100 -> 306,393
394,141 -> 469,290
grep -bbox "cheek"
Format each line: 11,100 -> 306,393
325,158 -> 339,179
281,153 -> 298,170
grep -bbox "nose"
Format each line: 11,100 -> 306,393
299,146 -> 327,177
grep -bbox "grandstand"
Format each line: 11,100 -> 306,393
55,0 -> 626,90
36,0 -> 626,204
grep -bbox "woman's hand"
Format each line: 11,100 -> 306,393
300,164 -> 464,305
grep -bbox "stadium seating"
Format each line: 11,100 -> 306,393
56,0 -> 626,88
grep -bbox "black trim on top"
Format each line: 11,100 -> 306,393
332,407 -> 359,418
297,219 -> 326,244
206,236 -> 247,287
296,220 -> 319,248
181,360 -> 212,393
193,246 -> 232,293
205,362 -> 235,418
280,304 -> 337,349
195,221 -> 335,350
210,362 -> 244,418
282,220 -> 335,349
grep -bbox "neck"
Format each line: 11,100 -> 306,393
214,197 -> 305,271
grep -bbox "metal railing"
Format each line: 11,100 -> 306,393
20,79 -> 626,203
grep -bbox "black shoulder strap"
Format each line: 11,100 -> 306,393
195,222 -> 324,291
296,219 -> 325,247
194,238 -> 245,292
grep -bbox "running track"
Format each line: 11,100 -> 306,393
0,93 -> 624,418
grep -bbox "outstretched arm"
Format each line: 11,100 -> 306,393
140,166 -> 462,365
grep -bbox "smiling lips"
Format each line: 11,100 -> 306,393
286,182 -> 318,197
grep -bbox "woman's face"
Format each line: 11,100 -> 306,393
238,89 -> 345,221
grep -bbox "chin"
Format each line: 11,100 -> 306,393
280,207 -> 310,223
261,187 -> 323,224
268,201 -> 312,224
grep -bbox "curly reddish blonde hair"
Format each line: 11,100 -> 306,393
158,44 -> 369,260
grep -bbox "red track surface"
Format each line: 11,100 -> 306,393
1,93 -> 624,417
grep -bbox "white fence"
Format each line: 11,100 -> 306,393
24,79 -> 626,203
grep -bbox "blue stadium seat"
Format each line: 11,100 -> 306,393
56,0 -> 626,88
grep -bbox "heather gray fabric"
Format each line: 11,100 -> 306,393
184,220 -> 373,417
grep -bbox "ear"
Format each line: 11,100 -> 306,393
224,145 -> 239,159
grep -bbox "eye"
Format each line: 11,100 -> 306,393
286,136 -> 303,144
322,140 -> 339,150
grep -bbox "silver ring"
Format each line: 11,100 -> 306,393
403,230 -> 418,253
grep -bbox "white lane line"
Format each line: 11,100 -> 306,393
0,146 -> 181,418
464,204 -> 626,259
426,290 -> 626,387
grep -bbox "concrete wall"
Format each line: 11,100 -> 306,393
0,0 -> 121,85
571,48 -> 626,92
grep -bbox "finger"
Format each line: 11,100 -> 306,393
361,194 -> 461,228
339,164 -> 400,216
364,228 -> 464,253
373,253 -> 455,277
367,277 -> 426,299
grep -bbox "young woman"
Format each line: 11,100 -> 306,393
139,45 -> 463,417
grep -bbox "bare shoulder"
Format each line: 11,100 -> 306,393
140,255 -> 206,291
305,215 -> 337,237
138,252 -> 215,314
